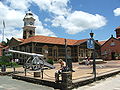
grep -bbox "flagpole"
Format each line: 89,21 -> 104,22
2,20 -> 5,42
2,27 -> 4,42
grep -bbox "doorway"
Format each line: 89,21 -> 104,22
111,52 -> 115,60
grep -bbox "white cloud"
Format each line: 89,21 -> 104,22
0,1 -> 56,41
52,11 -> 107,34
34,14 -> 57,37
0,2 -> 25,41
33,0 -> 107,34
6,0 -> 32,11
113,8 -> 120,16
33,0 -> 70,16
0,0 -> 107,42
44,18 -> 51,22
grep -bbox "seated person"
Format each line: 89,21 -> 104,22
55,59 -> 66,82
57,59 -> 66,74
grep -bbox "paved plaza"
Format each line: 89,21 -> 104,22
2,60 -> 120,82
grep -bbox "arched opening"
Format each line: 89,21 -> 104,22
42,45 -> 48,60
52,46 -> 58,60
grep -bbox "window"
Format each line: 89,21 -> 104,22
48,48 -> 52,56
29,30 -> 33,35
110,42 -> 115,46
85,49 -> 88,57
35,47 -> 42,52
58,47 -> 65,56
42,45 -> 48,58
80,49 -> 84,57
53,49 -> 57,57
67,47 -> 71,57
52,46 -> 58,58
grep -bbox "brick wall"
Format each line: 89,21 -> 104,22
101,37 -> 120,60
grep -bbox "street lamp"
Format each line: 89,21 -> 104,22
89,31 -> 96,81
65,39 -> 68,68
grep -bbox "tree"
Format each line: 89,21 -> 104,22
1,38 -> 10,47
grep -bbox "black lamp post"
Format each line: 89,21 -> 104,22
65,39 -> 68,68
89,31 -> 96,81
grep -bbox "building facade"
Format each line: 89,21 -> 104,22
101,27 -> 120,60
7,11 -> 101,64
0,43 -> 4,56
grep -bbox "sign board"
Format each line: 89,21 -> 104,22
87,38 -> 94,49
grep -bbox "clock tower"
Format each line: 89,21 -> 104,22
23,10 -> 36,39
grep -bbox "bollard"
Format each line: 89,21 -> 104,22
25,68 -> 27,76
34,72 -> 40,77
1,65 -> 6,72
55,72 -> 60,82
41,70 -> 43,79
61,72 -> 72,90
13,67 -> 15,73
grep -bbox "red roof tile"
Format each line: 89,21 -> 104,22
99,41 -> 106,45
3,46 -> 9,49
0,43 -> 4,48
20,35 -> 79,45
0,48 -> 2,56
74,39 -> 88,45
13,37 -> 24,42
18,38 -> 24,42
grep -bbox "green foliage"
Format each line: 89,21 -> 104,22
0,56 -> 10,62
47,59 -> 54,65
0,62 -> 18,67
0,56 -> 18,67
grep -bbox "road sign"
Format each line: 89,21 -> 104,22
87,38 -> 94,49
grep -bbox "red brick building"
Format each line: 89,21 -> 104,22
101,27 -> 120,60
0,43 -> 4,56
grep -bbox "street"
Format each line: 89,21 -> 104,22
0,76 -> 54,90
74,73 -> 120,90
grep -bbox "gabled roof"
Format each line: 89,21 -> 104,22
99,41 -> 106,45
13,37 -> 24,42
20,35 -> 78,45
101,36 -> 120,47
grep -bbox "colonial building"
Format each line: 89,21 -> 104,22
101,27 -> 120,60
8,11 -> 101,64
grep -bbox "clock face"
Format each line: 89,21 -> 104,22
30,22 -> 33,25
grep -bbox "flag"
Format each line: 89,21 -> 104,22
3,20 -> 5,28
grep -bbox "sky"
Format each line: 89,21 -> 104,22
0,0 -> 120,42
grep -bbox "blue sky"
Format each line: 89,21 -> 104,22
0,0 -> 120,41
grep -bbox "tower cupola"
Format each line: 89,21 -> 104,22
23,9 -> 36,39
